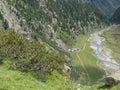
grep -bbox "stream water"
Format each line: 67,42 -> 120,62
88,28 -> 120,75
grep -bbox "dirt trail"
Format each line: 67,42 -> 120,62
88,27 -> 120,75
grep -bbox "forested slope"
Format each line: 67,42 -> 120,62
110,7 -> 120,24
0,0 -> 108,48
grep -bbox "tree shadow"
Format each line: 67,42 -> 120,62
0,57 -> 3,65
0,89 -> 7,90
0,61 -> 3,65
98,82 -> 120,89
98,84 -> 112,89
70,65 -> 105,85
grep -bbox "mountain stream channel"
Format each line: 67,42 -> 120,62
88,27 -> 120,82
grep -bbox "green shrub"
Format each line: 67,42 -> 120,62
0,29 -> 65,81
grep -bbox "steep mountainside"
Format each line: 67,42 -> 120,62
61,0 -> 120,18
89,0 -> 120,18
0,0 -> 108,49
110,7 -> 120,24
0,29 -> 65,81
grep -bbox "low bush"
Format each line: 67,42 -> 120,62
0,29 -> 65,81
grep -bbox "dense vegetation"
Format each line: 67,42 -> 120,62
47,0 -> 108,34
110,7 -> 120,24
60,0 -> 120,18
0,29 -> 65,81
6,0 -> 108,47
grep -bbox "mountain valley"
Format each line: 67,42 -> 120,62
0,0 -> 120,90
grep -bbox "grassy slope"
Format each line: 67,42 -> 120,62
70,35 -> 104,85
0,64 -> 76,90
80,83 -> 120,90
1,62 -> 119,90
103,25 -> 120,62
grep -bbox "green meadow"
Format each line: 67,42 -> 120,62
70,35 -> 104,85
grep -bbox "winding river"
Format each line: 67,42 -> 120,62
88,27 -> 120,75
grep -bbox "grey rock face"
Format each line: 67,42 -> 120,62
56,39 -> 68,51
0,0 -> 22,30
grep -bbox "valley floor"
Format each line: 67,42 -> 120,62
70,34 -> 104,85
71,25 -> 120,90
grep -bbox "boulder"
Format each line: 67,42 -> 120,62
105,77 -> 120,87
64,64 -> 71,78
12,53 -> 18,59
